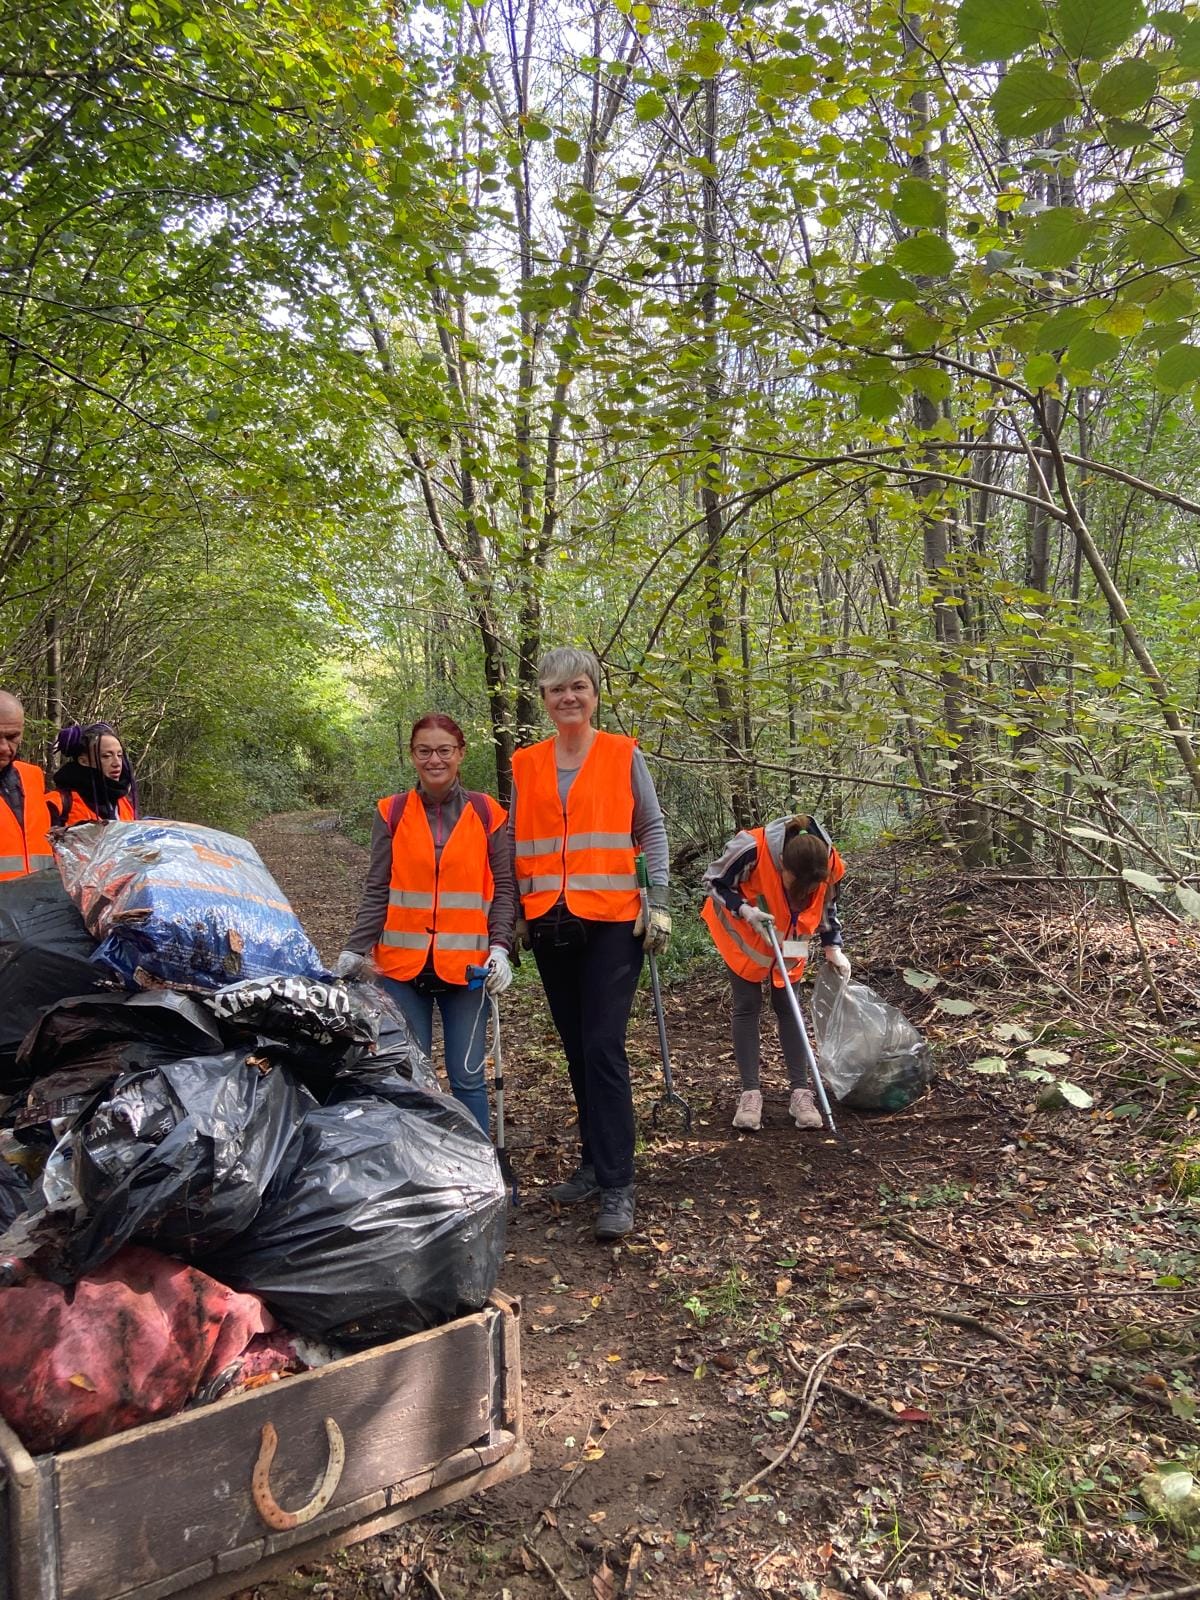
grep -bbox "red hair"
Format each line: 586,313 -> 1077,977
409,713 -> 466,749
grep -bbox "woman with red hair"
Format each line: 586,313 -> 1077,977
337,714 -> 515,1132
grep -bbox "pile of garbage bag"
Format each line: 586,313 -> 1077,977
0,820 -> 507,1453
810,963 -> 933,1111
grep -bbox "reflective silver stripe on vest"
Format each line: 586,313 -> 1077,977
29,854 -> 54,869
438,890 -> 491,911
518,873 -> 563,896
514,835 -> 563,857
782,937 -> 809,962
434,932 -> 489,952
566,872 -> 639,892
0,856 -> 27,875
566,831 -> 634,851
712,899 -> 774,969
388,888 -> 434,909
379,931 -> 430,949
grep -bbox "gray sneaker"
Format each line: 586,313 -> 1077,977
594,1185 -> 636,1240
548,1163 -> 600,1204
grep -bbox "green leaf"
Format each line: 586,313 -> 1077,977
1026,1047 -> 1072,1066
893,233 -> 956,277
1121,867 -> 1165,893
554,136 -> 581,163
859,381 -> 904,420
1177,883 -> 1200,920
991,63 -> 1081,136
1064,824 -> 1119,843
1155,343 -> 1200,391
993,1022 -> 1033,1043
524,115 -> 552,141
856,264 -> 917,300
1056,0 -> 1146,59
1054,1079 -> 1095,1109
971,1057 -> 1010,1074
891,177 -> 947,229
957,0 -> 1048,61
1065,329 -> 1121,371
1022,206 -> 1090,269
329,216 -> 351,248
935,996 -> 978,1015
181,18 -> 202,42
635,90 -> 666,122
903,967 -> 940,991
1091,58 -> 1157,115
1024,351 -> 1059,388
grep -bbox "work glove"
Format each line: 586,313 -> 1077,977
738,901 -> 775,936
823,946 -> 852,981
485,946 -> 513,994
639,906 -> 672,955
512,916 -> 531,952
335,949 -> 365,980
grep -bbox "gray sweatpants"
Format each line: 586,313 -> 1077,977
730,971 -> 810,1090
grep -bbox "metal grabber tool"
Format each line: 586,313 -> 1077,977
635,853 -> 693,1132
467,965 -> 519,1203
763,922 -> 844,1144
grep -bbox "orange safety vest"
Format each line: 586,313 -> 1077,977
0,760 -> 55,882
372,788 -> 507,986
511,731 -> 641,922
51,789 -> 136,827
702,822 -> 845,987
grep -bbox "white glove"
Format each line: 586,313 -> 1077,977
485,946 -> 513,994
335,949 -> 365,979
739,901 -> 775,935
823,946 -> 851,980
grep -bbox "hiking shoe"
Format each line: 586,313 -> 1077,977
732,1090 -> 763,1131
548,1164 -> 600,1204
594,1185 -> 635,1240
789,1087 -> 822,1130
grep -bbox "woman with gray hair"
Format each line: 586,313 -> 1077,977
510,647 -> 670,1240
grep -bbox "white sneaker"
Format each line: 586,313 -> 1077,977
789,1088 -> 822,1130
732,1090 -> 763,1131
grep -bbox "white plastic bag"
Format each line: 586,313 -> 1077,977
809,964 -> 931,1111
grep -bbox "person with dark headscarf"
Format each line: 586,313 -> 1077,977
48,723 -> 138,826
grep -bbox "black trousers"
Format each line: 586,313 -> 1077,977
531,915 -> 643,1189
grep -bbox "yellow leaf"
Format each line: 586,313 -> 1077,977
775,1276 -> 793,1296
68,1373 -> 98,1392
588,1510 -> 607,1523
582,1447 -> 606,1461
606,1352 -> 622,1362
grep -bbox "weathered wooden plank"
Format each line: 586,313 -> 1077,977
490,1290 -> 523,1436
115,1444 -> 530,1600
53,1312 -> 494,1600
0,1414 -> 58,1600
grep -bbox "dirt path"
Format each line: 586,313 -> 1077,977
247,813 -> 1200,1600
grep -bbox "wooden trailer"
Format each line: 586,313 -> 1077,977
0,1292 -> 526,1600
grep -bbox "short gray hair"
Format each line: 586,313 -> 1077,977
536,647 -> 600,695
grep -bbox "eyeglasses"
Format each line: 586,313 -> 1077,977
413,745 -> 460,761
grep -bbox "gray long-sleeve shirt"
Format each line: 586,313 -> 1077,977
506,746 -> 670,906
343,783 -> 517,956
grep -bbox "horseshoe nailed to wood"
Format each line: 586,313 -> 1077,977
252,1417 -> 346,1531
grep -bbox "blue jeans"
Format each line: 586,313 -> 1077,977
377,975 -> 491,1134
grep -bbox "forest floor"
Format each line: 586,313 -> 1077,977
245,813 -> 1200,1600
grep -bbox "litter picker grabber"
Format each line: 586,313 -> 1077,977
635,853 -> 693,1132
763,922 -> 843,1142
467,966 -> 519,1204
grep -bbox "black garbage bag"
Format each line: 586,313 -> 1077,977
14,1052 -> 310,1280
206,975 -> 381,1048
0,870 -> 109,1095
337,982 -> 439,1096
14,991 -> 225,1135
0,1155 -> 31,1229
810,964 -> 933,1111
205,1076 -> 506,1345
